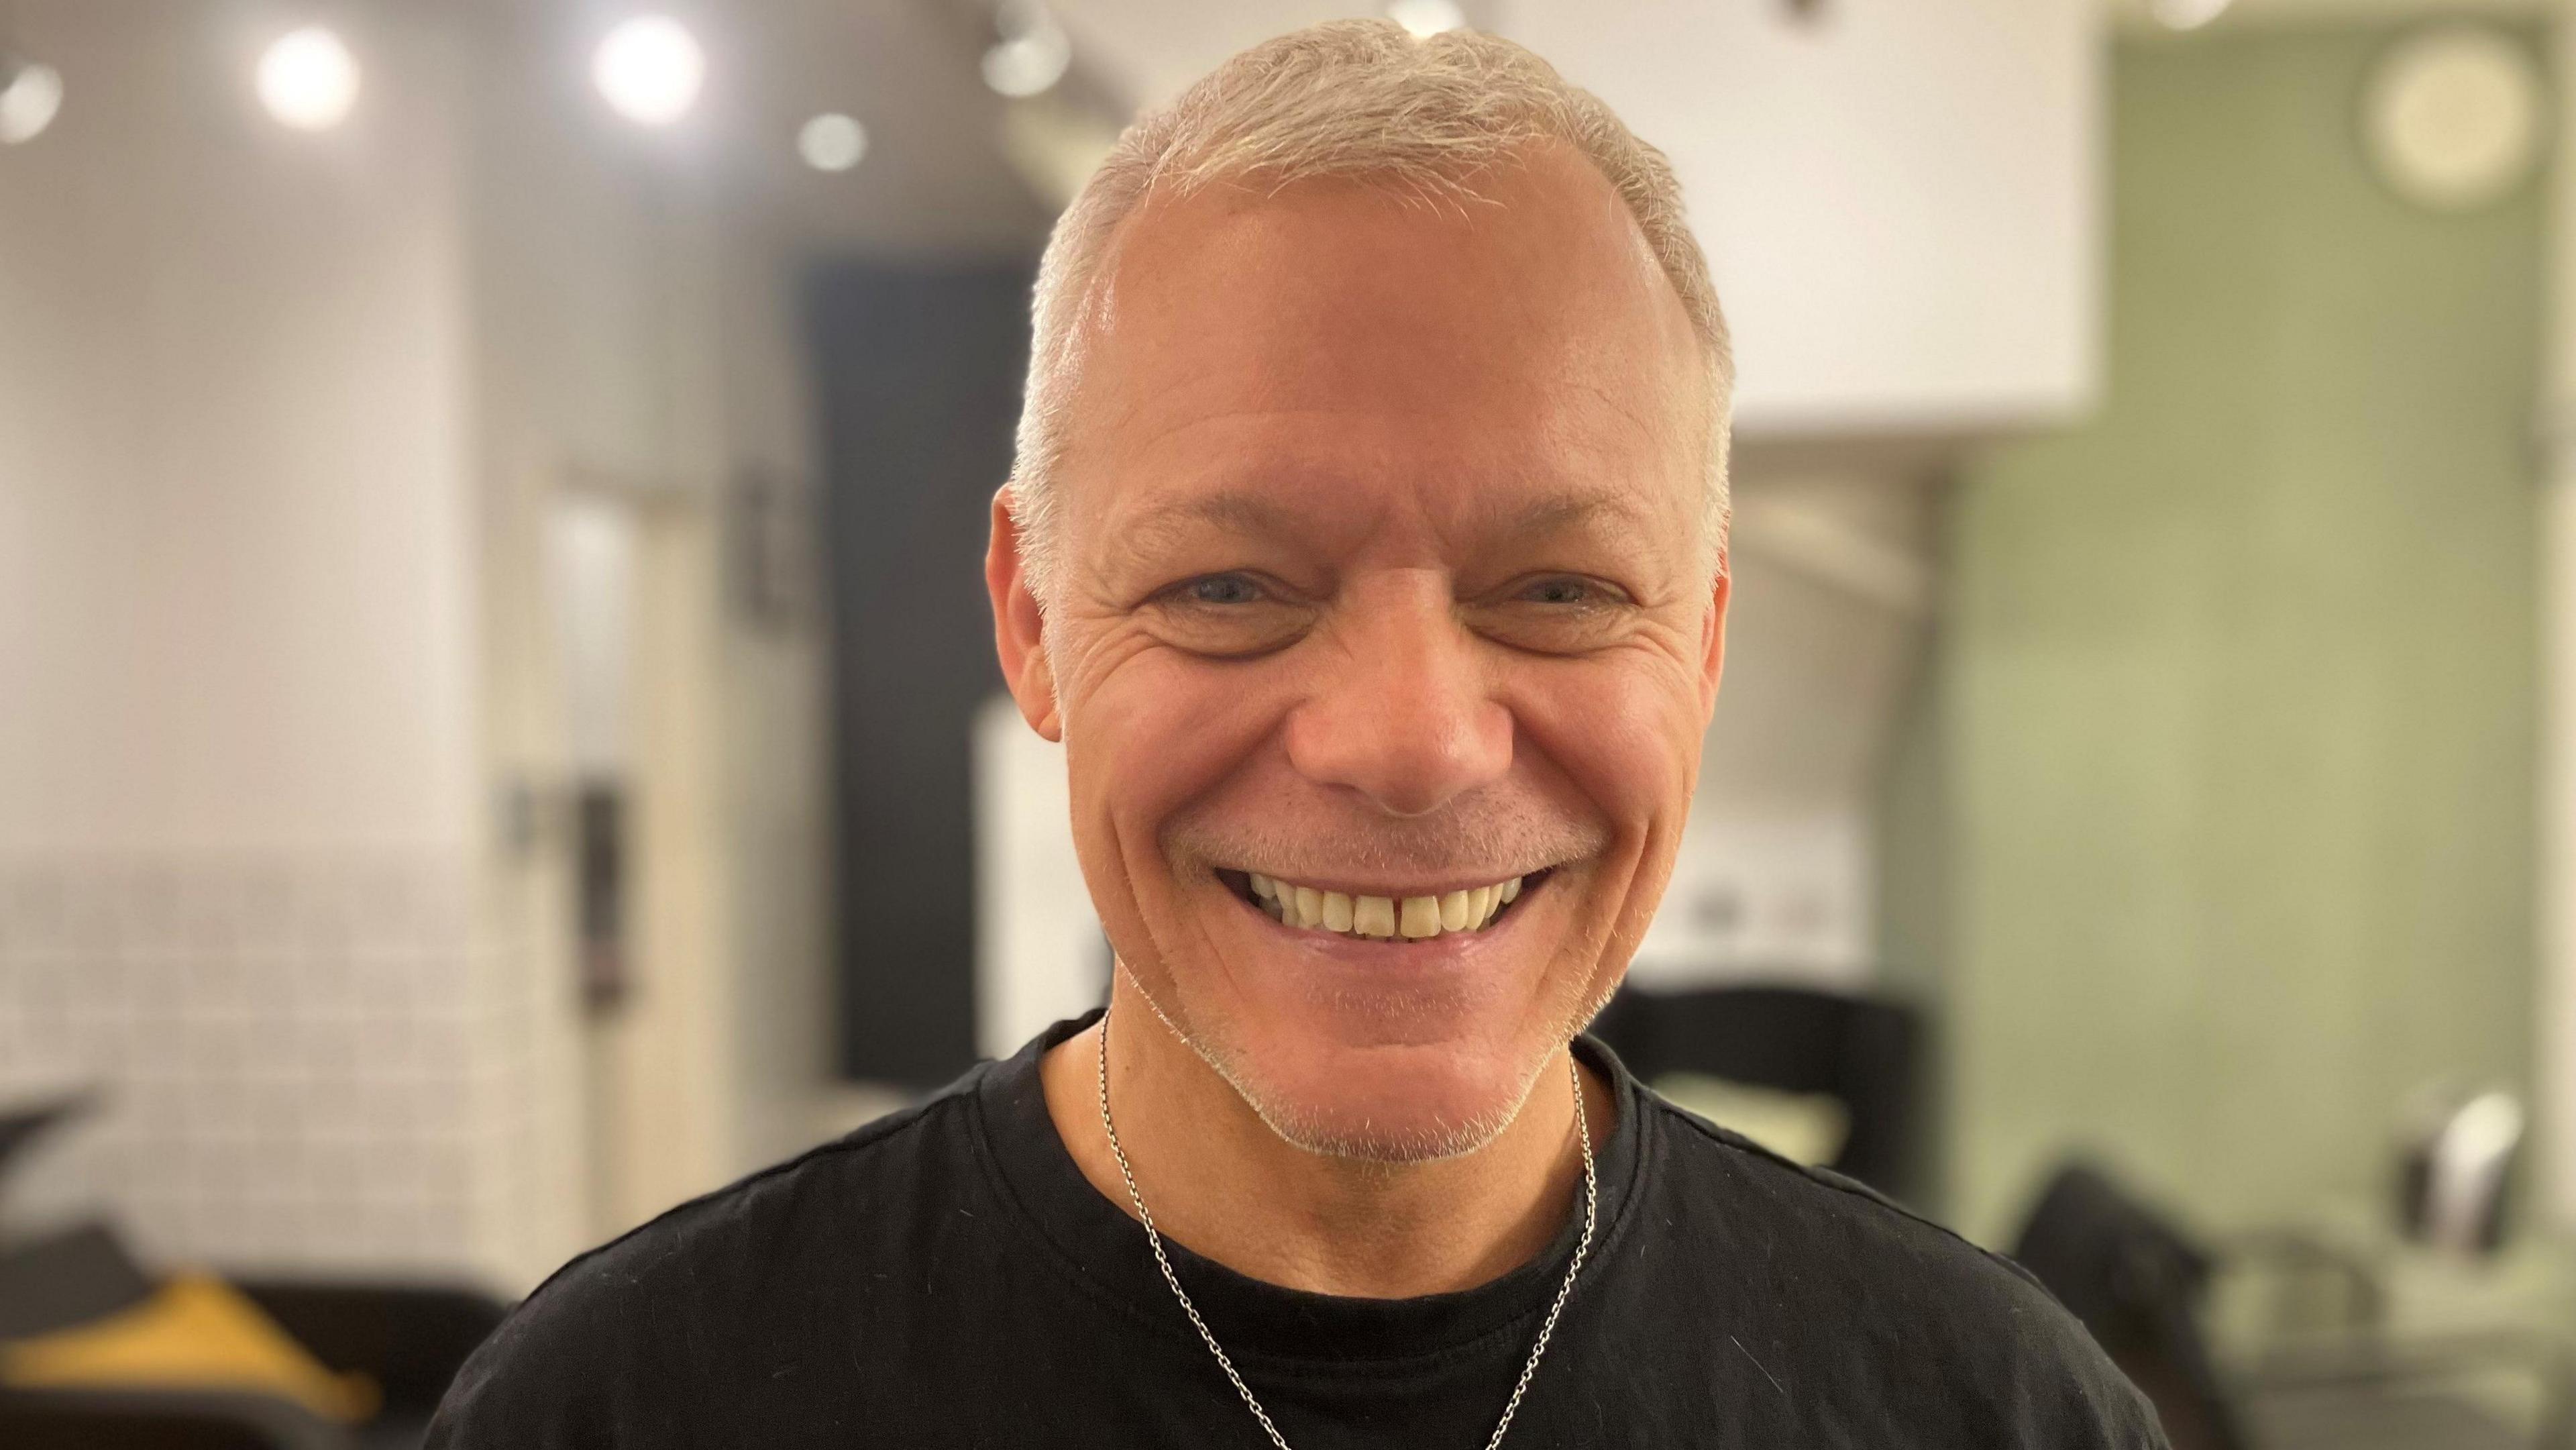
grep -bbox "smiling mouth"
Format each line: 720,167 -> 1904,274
1218,868 -> 1550,941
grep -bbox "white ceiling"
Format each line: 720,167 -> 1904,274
687,0 -> 2559,258
2104,0 -> 2548,31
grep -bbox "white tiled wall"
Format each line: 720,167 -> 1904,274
0,853 -> 547,1282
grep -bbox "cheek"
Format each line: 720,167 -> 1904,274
1506,660 -> 1701,980
1505,656 -> 1703,846
1067,652 -> 1285,874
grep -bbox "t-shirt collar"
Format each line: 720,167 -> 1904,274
971,1008 -> 1650,1366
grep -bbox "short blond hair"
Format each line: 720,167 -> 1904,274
1008,18 -> 1733,599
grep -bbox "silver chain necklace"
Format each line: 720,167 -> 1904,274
1094,1013 -> 1597,1450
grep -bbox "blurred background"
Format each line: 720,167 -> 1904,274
1,0 -> 2571,1445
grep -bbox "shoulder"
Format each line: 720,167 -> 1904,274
1641,1092 -> 2169,1449
1641,1085 -> 2023,1292
425,1078 -> 985,1447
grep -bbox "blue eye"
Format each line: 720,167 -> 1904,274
1521,576 -> 1595,605
1186,574 -> 1263,605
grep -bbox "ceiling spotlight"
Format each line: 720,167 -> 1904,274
1387,0 -> 1468,38
798,113 -> 866,172
594,15 -> 704,126
2149,0 -> 2233,31
981,1 -> 1070,99
0,56 -> 61,144
257,26 -> 359,132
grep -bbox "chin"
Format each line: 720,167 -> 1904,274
1225,1037 -> 1555,1163
1119,858 -> 1611,1161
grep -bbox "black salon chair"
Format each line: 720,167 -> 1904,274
0,1384 -> 356,1450
1589,983 -> 1925,1202
2010,1161 -> 2576,1450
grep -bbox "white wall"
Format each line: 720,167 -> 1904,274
0,1 -> 476,858
975,696 -> 1108,1059
1515,0 -> 2101,435
706,244 -> 843,1172
0,0 -> 494,1276
0,0 -> 841,1290
458,1 -> 848,1261
1641,470 -> 1937,988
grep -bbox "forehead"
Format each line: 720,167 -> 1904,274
1058,144 -> 1707,550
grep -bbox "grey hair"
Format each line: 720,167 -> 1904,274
1007,18 -> 1734,601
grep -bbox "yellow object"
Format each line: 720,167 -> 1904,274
1654,1072 -> 1853,1170
0,1272 -> 378,1423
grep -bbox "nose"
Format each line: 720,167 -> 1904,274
1283,573 -> 1514,818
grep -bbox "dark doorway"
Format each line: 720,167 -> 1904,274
809,260 -> 1035,1087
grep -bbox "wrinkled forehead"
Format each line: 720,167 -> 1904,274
1055,146 -> 1711,561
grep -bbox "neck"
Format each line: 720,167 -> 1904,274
1039,970 -> 1610,1300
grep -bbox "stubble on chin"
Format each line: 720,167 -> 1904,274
1115,958 -> 1613,1166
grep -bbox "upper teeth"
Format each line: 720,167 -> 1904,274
1245,872 -> 1524,940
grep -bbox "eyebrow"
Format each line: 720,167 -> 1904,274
1089,474 -> 1664,597
1117,488 -> 1302,550
1503,487 -> 1655,537
1114,479 -> 1652,546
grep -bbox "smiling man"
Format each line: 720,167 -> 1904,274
431,21 -> 2164,1449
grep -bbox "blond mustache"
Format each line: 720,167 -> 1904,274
1161,792 -> 1609,881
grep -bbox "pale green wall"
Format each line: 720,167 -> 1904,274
1894,23 -> 2545,1245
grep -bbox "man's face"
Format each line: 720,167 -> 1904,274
992,145 -> 1727,1159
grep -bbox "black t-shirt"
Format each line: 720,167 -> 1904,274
429,1015 -> 2165,1447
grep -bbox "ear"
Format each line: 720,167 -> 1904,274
1697,558 -> 1730,723
987,486 -> 1063,741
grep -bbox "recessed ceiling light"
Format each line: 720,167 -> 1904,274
1387,0 -> 1467,39
982,1 -> 1070,99
593,15 -> 704,126
2149,0 -> 2233,32
257,27 -> 360,132
798,112 -> 867,172
0,58 -> 62,144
